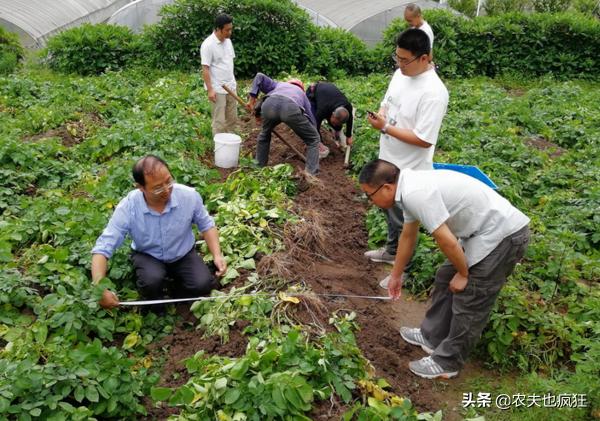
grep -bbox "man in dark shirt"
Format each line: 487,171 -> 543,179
306,82 -> 354,158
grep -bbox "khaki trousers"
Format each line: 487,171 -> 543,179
211,93 -> 238,135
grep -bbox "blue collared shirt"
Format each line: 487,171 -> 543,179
92,184 -> 215,263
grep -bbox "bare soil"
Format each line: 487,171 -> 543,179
143,306 -> 249,420
525,135 -> 566,158
143,120 -> 494,419
22,112 -> 105,147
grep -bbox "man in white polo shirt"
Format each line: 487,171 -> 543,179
200,13 -> 237,135
404,4 -> 434,52
359,159 -> 530,379
365,29 -> 448,288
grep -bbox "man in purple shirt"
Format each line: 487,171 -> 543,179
246,73 -> 320,175
91,155 -> 227,310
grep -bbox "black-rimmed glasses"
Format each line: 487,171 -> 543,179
392,53 -> 422,67
366,184 -> 385,201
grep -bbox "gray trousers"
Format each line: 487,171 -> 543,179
385,205 -> 405,255
256,95 -> 320,174
131,247 -> 214,300
421,225 -> 530,371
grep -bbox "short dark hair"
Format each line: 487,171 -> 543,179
132,155 -> 169,186
396,28 -> 430,57
215,13 -> 233,30
359,159 -> 400,187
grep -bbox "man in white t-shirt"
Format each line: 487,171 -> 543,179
365,28 -> 448,288
360,159 -> 530,379
200,14 -> 237,135
404,4 -> 434,52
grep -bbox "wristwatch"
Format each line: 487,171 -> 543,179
380,123 -> 389,134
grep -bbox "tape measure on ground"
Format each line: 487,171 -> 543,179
119,292 -> 391,306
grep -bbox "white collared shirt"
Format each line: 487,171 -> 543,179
200,32 -> 236,94
395,169 -> 530,267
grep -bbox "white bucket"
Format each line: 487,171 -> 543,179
214,133 -> 241,168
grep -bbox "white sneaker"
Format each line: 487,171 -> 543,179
408,356 -> 458,379
378,273 -> 408,290
363,248 -> 395,264
399,327 -> 434,354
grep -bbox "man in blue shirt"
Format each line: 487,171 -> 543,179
91,155 -> 227,309
246,73 -> 320,175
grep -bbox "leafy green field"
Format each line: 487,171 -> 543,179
0,68 -> 422,420
1,65 -> 598,420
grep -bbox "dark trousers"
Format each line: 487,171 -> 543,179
256,95 -> 320,174
131,248 -> 214,300
421,225 -> 530,371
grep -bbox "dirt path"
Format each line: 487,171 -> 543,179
240,122 -> 496,418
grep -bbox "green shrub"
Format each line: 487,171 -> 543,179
379,10 -> 600,79
46,24 -> 141,75
572,0 -> 600,18
303,27 -> 377,77
143,0 -> 313,77
0,27 -> 24,75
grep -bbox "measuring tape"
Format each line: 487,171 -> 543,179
119,292 -> 391,306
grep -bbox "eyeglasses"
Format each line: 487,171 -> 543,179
151,180 -> 175,195
366,184 -> 385,201
392,53 -> 422,67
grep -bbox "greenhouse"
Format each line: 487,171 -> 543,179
0,0 -> 133,47
107,0 -> 172,31
106,0 -> 450,46
295,0 -> 450,45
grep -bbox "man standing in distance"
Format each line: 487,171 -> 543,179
365,29 -> 448,289
201,14 -> 237,135
404,4 -> 434,52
